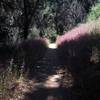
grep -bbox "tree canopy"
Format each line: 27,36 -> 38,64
0,0 -> 99,43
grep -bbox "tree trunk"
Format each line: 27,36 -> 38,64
23,0 -> 29,39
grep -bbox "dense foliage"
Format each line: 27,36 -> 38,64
57,19 -> 100,100
87,3 -> 100,22
0,0 -> 98,43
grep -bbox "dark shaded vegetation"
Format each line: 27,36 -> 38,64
58,34 -> 100,74
79,67 -> 100,100
0,38 -> 48,79
13,38 -> 48,78
57,33 -> 100,100
0,44 -> 15,73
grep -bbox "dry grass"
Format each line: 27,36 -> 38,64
0,66 -> 19,100
0,66 -> 35,100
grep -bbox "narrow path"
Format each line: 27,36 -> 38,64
22,44 -> 80,100
31,44 -> 59,81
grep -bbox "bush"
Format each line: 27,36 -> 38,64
14,38 -> 48,78
57,20 -> 100,75
86,3 -> 100,22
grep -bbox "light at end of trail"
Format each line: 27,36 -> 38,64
48,43 -> 57,49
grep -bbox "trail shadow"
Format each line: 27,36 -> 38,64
24,87 -> 81,100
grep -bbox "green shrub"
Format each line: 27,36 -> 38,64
87,3 -> 100,22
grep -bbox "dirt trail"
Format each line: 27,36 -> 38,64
22,44 -> 80,100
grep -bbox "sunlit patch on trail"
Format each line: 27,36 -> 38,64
9,68 -> 74,99
44,74 -> 62,88
44,68 -> 73,88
